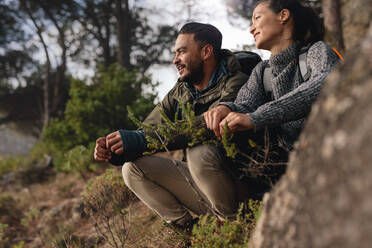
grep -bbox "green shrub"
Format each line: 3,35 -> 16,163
20,208 -> 39,227
43,64 -> 157,151
81,168 -> 136,247
59,143 -> 98,175
0,193 -> 24,247
29,141 -> 65,172
11,241 -> 24,248
0,222 -> 8,244
30,140 -> 101,175
0,155 -> 27,177
191,200 -> 262,248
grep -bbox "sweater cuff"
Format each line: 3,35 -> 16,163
218,102 -> 236,112
248,112 -> 264,131
108,130 -> 147,166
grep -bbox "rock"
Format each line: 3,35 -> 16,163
340,0 -> 371,50
250,21 -> 372,248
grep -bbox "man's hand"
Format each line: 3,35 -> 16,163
204,105 -> 232,139
94,137 -> 112,162
219,112 -> 254,137
106,131 -> 124,155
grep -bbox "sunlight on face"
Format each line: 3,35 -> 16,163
172,34 -> 203,83
250,2 -> 287,51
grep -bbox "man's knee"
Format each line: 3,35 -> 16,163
122,159 -> 144,190
187,144 -> 223,176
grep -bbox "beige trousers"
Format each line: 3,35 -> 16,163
122,144 -> 248,222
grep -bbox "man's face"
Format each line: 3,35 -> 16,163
173,34 -> 204,84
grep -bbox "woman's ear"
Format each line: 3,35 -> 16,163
279,8 -> 290,23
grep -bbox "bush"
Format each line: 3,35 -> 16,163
0,193 -> 24,247
30,139 -> 104,175
0,155 -> 27,177
43,64 -> 157,151
81,168 -> 136,247
58,143 -> 98,176
191,200 -> 262,248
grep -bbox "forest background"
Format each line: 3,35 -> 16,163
0,0 -> 351,247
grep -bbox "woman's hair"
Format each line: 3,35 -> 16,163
255,0 -> 324,45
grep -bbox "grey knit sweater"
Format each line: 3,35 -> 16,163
221,41 -> 339,149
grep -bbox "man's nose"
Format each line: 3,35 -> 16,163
173,54 -> 180,64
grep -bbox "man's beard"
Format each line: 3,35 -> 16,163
181,60 -> 204,85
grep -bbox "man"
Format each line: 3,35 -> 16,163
94,22 -> 257,229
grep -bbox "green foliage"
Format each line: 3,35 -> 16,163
82,168 -> 135,247
221,121 -> 238,159
60,143 -> 98,175
11,241 -> 24,248
43,64 -> 157,151
20,208 -> 39,227
0,222 -> 8,243
0,155 -> 27,177
30,140 -> 100,175
128,103 -> 220,155
128,103 -> 241,158
191,200 -> 262,248
30,141 -> 64,170
0,193 -> 24,247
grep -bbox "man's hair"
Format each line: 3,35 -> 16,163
178,22 -> 222,58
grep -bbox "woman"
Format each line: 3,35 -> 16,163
204,0 -> 339,152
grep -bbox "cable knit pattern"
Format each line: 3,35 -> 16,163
221,41 -> 338,148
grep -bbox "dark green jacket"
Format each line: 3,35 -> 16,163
109,49 -> 248,165
143,49 -> 248,149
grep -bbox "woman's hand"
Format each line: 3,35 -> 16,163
204,105 -> 232,139
219,112 -> 254,137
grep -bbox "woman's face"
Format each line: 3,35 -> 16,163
250,2 -> 289,51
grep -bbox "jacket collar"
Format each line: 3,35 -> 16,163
182,49 -> 240,99
185,59 -> 227,99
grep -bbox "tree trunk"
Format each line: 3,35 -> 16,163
322,0 -> 344,52
22,1 -> 51,132
38,1 -> 67,117
115,0 -> 132,69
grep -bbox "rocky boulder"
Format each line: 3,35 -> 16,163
250,22 -> 372,248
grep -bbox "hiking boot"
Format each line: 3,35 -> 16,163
163,213 -> 199,235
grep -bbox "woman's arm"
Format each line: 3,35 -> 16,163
247,41 -> 339,130
219,61 -> 267,114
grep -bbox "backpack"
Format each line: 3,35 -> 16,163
262,45 -> 343,99
234,51 -> 262,76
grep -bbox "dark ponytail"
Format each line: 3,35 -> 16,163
255,0 -> 324,45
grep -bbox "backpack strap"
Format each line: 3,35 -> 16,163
298,45 -> 311,82
262,43 -> 343,100
263,66 -> 273,101
262,44 -> 311,100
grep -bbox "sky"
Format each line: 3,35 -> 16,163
145,0 -> 271,99
43,0 -> 271,99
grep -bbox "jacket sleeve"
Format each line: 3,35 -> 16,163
108,91 -> 177,165
143,72 -> 248,151
143,89 -> 177,126
248,41 -> 339,130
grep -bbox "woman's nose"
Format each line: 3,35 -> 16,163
250,25 -> 255,35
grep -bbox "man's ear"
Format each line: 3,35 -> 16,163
279,8 -> 290,23
201,44 -> 214,60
